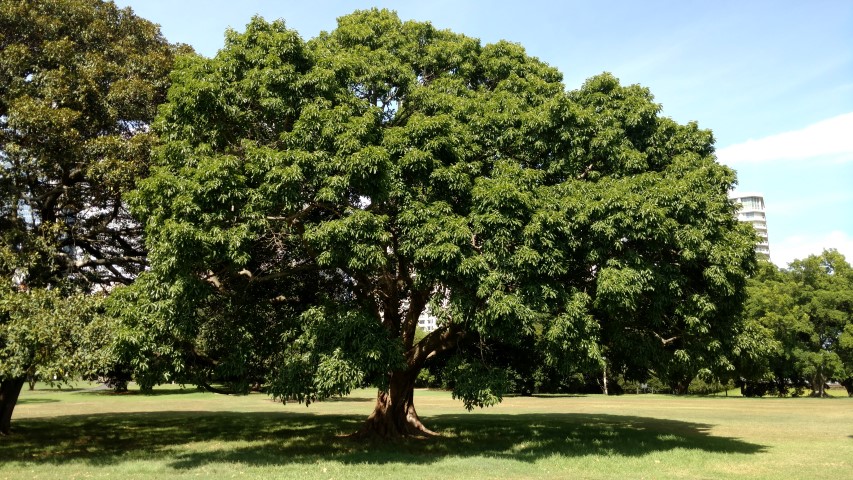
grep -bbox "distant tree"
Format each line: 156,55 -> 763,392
0,285 -> 105,435
127,9 -> 755,437
0,0 -> 174,433
840,321 -> 853,396
789,250 -> 852,396
734,261 -> 801,396
738,251 -> 853,397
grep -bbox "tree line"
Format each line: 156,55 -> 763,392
1,0 -> 850,437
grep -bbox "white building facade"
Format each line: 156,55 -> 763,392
730,192 -> 770,257
417,308 -> 438,332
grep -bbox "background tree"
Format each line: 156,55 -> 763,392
0,0 -> 174,288
0,283 -> 102,435
738,251 -> 852,397
129,9 -> 755,438
839,314 -> 853,396
737,261 -> 807,395
788,250 -> 852,396
562,79 -> 757,395
0,0 -> 174,433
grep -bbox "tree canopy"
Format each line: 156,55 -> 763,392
0,285 -> 102,434
124,9 -> 756,437
739,250 -> 853,397
0,0 -> 175,289
0,0 -> 175,434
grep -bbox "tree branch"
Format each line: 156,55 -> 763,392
402,288 -> 430,350
576,163 -> 595,180
409,321 -> 466,369
653,332 -> 679,346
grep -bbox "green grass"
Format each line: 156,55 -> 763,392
2,384 -> 851,479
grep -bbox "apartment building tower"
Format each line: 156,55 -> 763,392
730,192 -> 770,257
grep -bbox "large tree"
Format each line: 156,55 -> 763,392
0,0 -> 174,433
130,9 -> 755,437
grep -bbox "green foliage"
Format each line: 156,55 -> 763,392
415,367 -> 439,388
0,0 -> 177,432
446,357 -> 515,410
0,0 -> 175,289
686,377 -> 734,395
0,282 -> 101,384
737,251 -> 853,396
270,305 -> 403,404
127,9 -> 756,417
644,376 -> 671,394
102,273 -> 193,391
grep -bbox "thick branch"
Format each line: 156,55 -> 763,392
402,288 -> 430,351
409,322 -> 466,368
470,234 -> 482,254
74,256 -> 146,268
265,203 -> 317,224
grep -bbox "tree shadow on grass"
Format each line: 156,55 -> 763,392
77,387 -> 207,397
16,398 -> 61,405
0,411 -> 764,469
499,393 -> 588,399
321,396 -> 374,403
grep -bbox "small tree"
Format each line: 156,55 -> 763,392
0,283 -> 102,434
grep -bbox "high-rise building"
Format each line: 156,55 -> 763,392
730,192 -> 770,257
417,308 -> 438,332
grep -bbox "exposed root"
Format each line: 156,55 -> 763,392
347,385 -> 439,440
346,422 -> 438,441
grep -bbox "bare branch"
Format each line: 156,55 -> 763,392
576,163 -> 595,180
653,332 -> 679,346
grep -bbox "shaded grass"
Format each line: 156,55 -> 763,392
1,385 -> 851,479
2,410 -> 761,468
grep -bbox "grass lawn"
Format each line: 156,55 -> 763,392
1,384 -> 851,479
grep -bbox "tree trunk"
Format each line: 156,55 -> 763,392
842,378 -> 853,397
811,371 -> 828,398
27,367 -> 36,391
670,380 -> 689,395
353,369 -> 435,439
775,376 -> 788,396
1,377 -> 26,435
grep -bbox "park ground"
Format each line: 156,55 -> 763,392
1,384 -> 851,480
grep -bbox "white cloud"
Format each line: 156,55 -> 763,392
770,230 -> 853,268
717,112 -> 853,165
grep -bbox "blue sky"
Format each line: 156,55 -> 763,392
115,0 -> 853,267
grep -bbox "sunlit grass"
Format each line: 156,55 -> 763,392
1,383 -> 851,479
